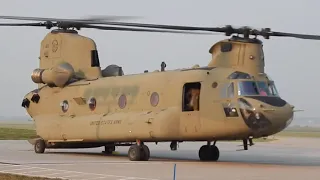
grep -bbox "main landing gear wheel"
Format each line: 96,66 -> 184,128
198,145 -> 219,161
34,139 -> 46,154
128,144 -> 150,161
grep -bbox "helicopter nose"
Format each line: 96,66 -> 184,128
238,97 -> 294,136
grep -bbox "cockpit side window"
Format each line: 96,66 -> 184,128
220,82 -> 234,98
227,83 -> 234,98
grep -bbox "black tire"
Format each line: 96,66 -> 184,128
34,139 -> 45,154
198,145 -> 220,161
128,145 -> 141,161
140,145 -> 150,161
209,145 -> 220,161
198,145 -> 210,161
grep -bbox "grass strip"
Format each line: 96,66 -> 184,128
0,173 -> 62,180
0,128 -> 37,140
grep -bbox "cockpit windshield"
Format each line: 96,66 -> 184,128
266,81 -> 279,96
238,81 -> 260,96
238,81 -> 279,96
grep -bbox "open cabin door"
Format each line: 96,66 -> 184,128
180,82 -> 202,135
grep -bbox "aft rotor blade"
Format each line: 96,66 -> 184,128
82,24 -> 216,35
269,31 -> 320,40
0,22 -> 46,27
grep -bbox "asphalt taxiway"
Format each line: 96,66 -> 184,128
0,137 -> 319,180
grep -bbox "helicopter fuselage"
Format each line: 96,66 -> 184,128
1,15 -> 317,161
23,66 -> 293,145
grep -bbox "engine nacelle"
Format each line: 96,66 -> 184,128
31,62 -> 75,88
101,64 -> 124,77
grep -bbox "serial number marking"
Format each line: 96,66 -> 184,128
90,120 -> 122,126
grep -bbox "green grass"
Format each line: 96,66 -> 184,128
0,173 -> 62,180
0,128 -> 37,140
0,123 -> 35,130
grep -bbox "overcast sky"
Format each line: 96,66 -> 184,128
0,0 -> 319,118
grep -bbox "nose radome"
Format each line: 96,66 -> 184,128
259,102 -> 294,133
238,97 -> 294,136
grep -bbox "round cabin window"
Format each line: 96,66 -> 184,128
150,92 -> 159,107
118,94 -> 127,109
212,82 -> 218,88
88,97 -> 97,111
60,100 -> 69,113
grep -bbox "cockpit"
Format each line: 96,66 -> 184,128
238,81 -> 279,96
227,71 -> 279,97
224,71 -> 293,136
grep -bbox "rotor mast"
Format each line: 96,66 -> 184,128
207,36 -> 265,75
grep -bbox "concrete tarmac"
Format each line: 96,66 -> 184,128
0,137 -> 319,180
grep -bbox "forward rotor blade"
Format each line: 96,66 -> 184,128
269,31 -> 320,40
82,24 -> 216,35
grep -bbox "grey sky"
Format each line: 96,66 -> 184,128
0,0 -> 319,118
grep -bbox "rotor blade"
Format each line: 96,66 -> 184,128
0,15 -> 232,33
81,15 -> 140,22
86,20 -> 320,40
0,15 -> 138,24
0,22 -> 46,27
269,31 -> 320,40
82,20 -> 228,32
82,24 -> 217,35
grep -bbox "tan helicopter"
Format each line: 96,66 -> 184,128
0,15 -> 316,162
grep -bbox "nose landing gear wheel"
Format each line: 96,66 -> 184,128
198,145 -> 219,161
128,144 -> 150,161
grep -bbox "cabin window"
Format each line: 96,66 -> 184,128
88,97 -> 97,111
182,82 -> 201,111
91,50 -> 100,67
150,92 -> 159,107
221,42 -> 232,52
118,94 -> 127,109
60,100 -> 69,113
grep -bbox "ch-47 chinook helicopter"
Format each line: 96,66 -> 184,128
0,15 -> 317,162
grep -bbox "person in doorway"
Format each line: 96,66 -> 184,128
187,88 -> 200,111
